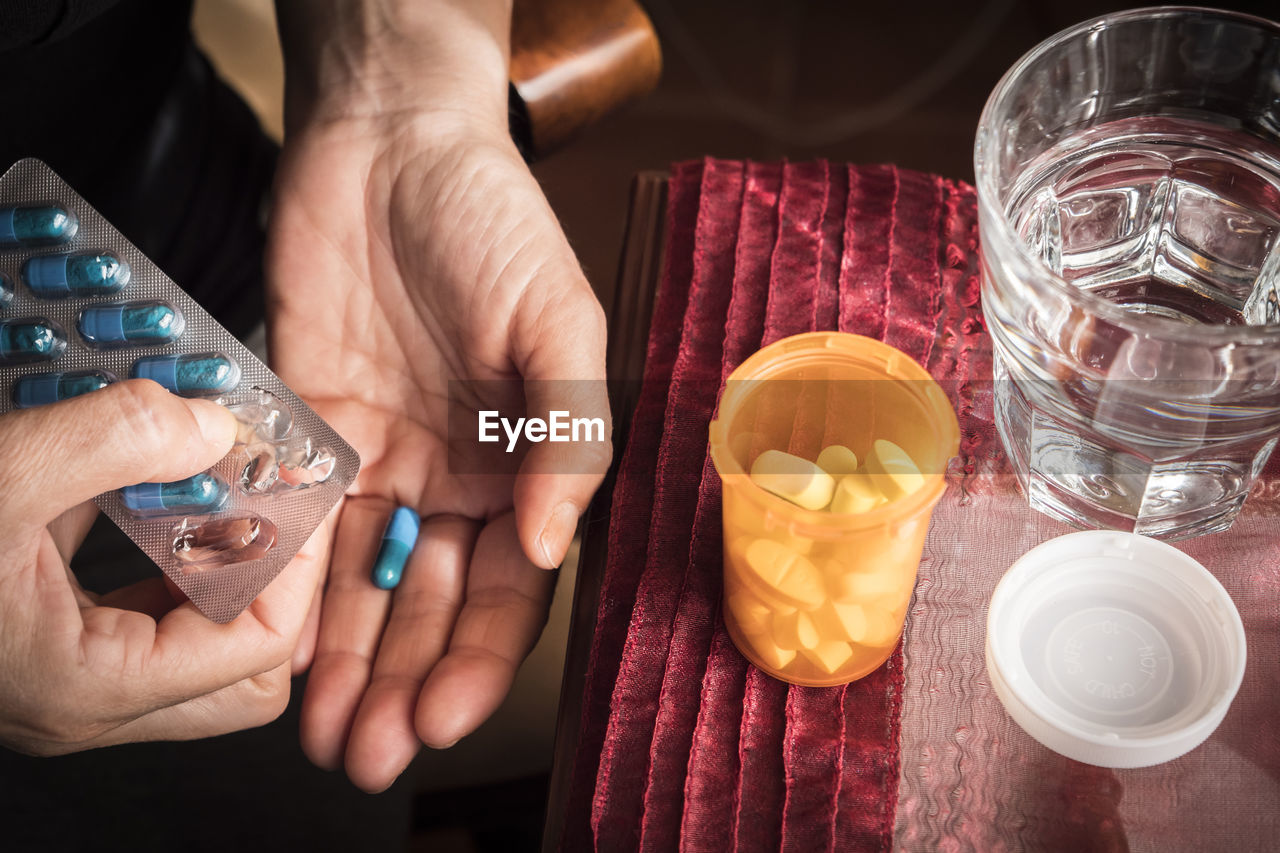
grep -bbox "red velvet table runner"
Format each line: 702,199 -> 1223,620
560,159 -> 978,851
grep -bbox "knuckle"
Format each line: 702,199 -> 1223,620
580,438 -> 614,472
109,379 -> 177,454
247,669 -> 292,726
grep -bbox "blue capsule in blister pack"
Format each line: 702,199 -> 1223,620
78,301 -> 184,347
0,317 -> 65,364
120,472 -> 230,518
131,352 -> 240,396
12,369 -> 113,408
23,251 -> 130,298
0,204 -> 78,248
0,272 -> 12,307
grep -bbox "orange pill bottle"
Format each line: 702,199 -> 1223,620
708,332 -> 960,686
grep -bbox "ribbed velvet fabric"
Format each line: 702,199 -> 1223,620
561,159 -> 978,851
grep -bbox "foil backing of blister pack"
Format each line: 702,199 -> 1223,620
0,158 -> 360,623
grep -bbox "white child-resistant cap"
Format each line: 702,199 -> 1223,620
985,530 -> 1246,769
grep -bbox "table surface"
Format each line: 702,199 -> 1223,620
543,162 -> 1280,852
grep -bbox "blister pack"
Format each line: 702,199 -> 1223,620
0,158 -> 359,623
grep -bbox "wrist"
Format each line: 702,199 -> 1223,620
276,0 -> 512,137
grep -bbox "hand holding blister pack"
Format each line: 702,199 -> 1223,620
0,158 -> 359,623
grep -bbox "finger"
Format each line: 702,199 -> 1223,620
290,507 -> 340,675
44,504 -> 99,607
75,512 -> 330,718
344,515 -> 476,792
292,583 -> 324,675
512,469 -> 602,569
511,289 -> 611,569
24,662 -> 294,756
0,379 -> 237,530
52,544 -> 98,610
47,502 -> 100,564
299,497 -> 394,770
415,512 -> 556,748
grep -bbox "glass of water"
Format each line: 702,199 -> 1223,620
976,7 -> 1280,539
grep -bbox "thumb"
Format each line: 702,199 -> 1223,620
0,378 -> 237,530
511,292 -> 612,570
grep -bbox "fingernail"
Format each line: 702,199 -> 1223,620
186,398 -> 237,446
538,501 -> 579,568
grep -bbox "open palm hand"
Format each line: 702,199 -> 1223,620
266,118 -> 609,792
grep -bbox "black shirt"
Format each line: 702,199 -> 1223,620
0,0 -> 275,334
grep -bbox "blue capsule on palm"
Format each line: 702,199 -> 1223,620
0,204 -> 78,247
0,318 -> 65,364
23,252 -> 130,298
370,507 -> 421,590
78,301 -> 185,347
131,352 -> 240,396
121,472 -> 230,518
12,370 -> 114,408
